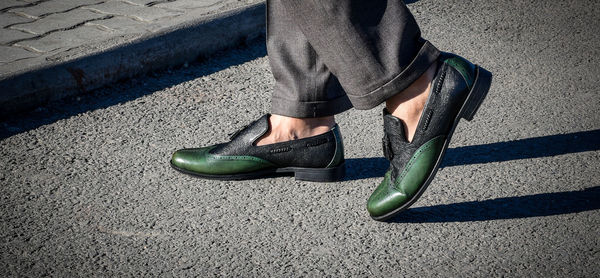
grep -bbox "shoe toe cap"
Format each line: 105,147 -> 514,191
171,147 -> 211,173
367,173 -> 409,218
171,146 -> 276,175
367,191 -> 408,219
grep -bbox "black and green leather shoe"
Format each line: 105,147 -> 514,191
170,115 -> 345,182
367,52 -> 493,221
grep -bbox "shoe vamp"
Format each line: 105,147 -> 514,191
213,134 -> 337,168
391,135 -> 446,193
249,139 -> 337,168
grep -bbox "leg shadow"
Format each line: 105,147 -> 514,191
344,129 -> 600,181
390,186 -> 600,223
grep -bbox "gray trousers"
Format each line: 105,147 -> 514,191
267,0 -> 441,118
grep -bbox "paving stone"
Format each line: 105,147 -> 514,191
15,25 -> 111,53
8,0 -> 104,18
0,28 -> 37,44
0,0 -> 265,106
84,15 -> 151,34
9,8 -> 109,35
121,0 -> 156,6
0,12 -> 35,28
0,0 -> 28,11
0,45 -> 38,63
83,1 -> 182,22
154,0 -> 225,11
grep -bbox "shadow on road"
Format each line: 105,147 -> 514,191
0,38 -> 267,141
389,186 -> 600,223
344,129 -> 600,181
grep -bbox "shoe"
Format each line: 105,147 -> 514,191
367,52 -> 493,221
170,114 -> 345,182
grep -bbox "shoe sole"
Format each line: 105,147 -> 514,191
372,66 -> 493,221
170,160 -> 346,182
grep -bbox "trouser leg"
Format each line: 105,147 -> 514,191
279,0 -> 440,110
267,0 -> 353,118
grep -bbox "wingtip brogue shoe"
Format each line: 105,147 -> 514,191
367,53 -> 493,220
171,115 -> 346,182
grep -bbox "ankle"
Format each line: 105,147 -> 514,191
386,62 -> 437,115
256,114 -> 335,145
385,62 -> 437,141
270,114 -> 335,131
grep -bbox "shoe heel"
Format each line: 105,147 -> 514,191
293,163 -> 346,182
462,66 -> 492,121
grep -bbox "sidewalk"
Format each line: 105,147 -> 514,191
0,0 -> 265,118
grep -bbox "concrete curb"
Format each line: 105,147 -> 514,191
0,3 -> 266,119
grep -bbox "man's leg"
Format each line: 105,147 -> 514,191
170,0 -> 353,182
280,0 -> 492,220
258,0 -> 353,145
279,0 -> 441,141
279,0 -> 440,109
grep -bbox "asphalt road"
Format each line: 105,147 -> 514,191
1,0 -> 599,276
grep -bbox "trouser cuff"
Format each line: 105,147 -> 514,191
348,40 -> 441,110
271,95 -> 353,118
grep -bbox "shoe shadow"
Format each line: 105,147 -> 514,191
344,129 -> 600,222
389,186 -> 600,223
344,129 -> 600,181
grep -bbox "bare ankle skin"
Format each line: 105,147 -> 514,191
385,62 -> 438,142
255,114 -> 335,146
257,62 -> 435,145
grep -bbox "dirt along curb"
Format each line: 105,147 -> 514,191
0,3 -> 266,119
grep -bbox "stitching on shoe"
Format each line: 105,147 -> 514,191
435,67 -> 446,96
422,67 -> 446,132
422,110 -> 434,131
269,147 -> 292,154
398,143 -> 433,181
326,128 -> 340,168
393,136 -> 443,189
306,137 -> 328,147
210,155 -> 272,163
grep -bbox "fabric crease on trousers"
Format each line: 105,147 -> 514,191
267,0 -> 440,118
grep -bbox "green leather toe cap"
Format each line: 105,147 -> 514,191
367,136 -> 446,218
171,146 -> 275,175
171,146 -> 212,173
367,171 -> 409,217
